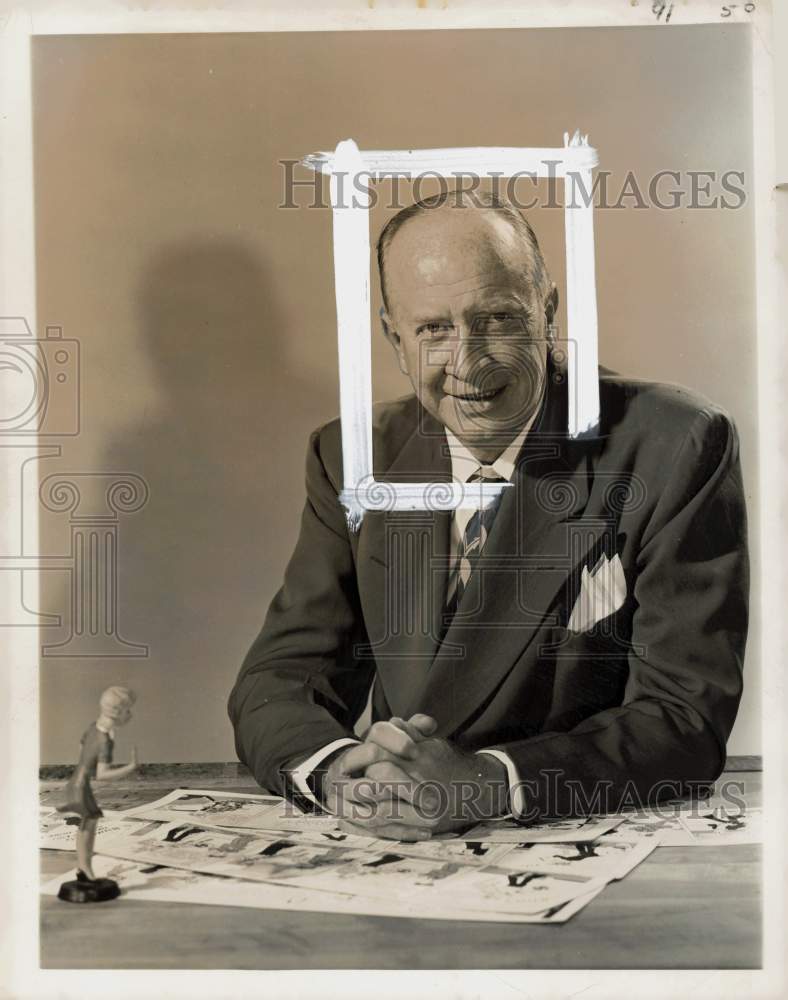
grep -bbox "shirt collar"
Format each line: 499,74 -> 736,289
445,410 -> 536,485
95,720 -> 115,739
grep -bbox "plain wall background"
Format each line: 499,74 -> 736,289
33,26 -> 759,764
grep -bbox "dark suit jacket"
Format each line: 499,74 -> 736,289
228,368 -> 748,817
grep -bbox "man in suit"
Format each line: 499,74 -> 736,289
228,190 -> 748,841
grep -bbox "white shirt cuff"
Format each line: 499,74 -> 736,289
288,737 -> 360,807
476,748 -> 525,818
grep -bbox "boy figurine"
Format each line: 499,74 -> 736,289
56,686 -> 138,902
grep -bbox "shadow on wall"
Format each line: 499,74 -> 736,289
40,241 -> 337,750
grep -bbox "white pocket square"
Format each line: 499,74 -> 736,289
566,553 -> 626,634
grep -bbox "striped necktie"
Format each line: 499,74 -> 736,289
445,467 -> 508,620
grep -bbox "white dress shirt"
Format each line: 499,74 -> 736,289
289,413 -> 539,818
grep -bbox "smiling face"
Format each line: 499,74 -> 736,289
380,203 -> 556,461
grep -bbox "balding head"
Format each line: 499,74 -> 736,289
377,190 -> 552,317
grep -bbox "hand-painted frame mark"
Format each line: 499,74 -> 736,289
303,134 -> 600,529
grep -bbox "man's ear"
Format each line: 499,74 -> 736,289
544,283 -> 559,329
380,309 -> 408,376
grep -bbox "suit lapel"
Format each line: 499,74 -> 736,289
357,407 -> 456,717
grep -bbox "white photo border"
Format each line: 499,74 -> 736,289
304,135 -> 601,528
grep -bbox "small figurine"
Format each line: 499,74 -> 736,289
56,686 -> 139,903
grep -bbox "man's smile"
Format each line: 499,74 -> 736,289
445,383 -> 508,403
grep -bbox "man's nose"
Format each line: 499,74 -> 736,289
446,332 -> 493,382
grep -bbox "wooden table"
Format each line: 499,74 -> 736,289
40,760 -> 762,970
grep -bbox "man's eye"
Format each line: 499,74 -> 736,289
475,312 -> 526,333
417,323 -> 452,338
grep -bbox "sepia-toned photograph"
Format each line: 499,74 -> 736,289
1,3 -> 783,997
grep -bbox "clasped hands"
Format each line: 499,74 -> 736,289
323,715 -> 508,841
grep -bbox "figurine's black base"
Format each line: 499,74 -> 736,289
58,875 -> 120,903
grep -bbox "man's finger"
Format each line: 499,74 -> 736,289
338,819 -> 432,843
336,776 -> 395,803
407,714 -> 438,737
367,796 -> 436,829
389,716 -> 431,743
338,784 -> 436,828
364,760 -> 419,800
328,777 -> 384,822
365,720 -> 418,759
339,742 -> 400,775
